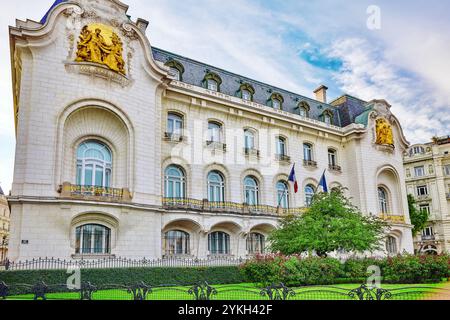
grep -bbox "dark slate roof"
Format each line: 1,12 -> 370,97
41,0 -> 67,24
152,47 -> 344,127
330,95 -> 368,127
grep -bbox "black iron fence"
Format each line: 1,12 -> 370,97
0,281 -> 449,301
0,256 -> 247,271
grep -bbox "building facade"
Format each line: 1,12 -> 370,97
0,185 -> 10,261
404,136 -> 450,254
7,0 -> 413,261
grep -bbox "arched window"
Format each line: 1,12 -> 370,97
378,187 -> 389,214
208,121 -> 222,143
269,93 -> 284,110
203,72 -> 222,92
244,129 -> 256,150
165,60 -> 185,81
165,165 -> 186,199
76,141 -> 112,187
207,171 -> 225,202
328,149 -> 337,167
208,231 -> 230,255
322,110 -> 334,125
247,233 -> 266,255
276,137 -> 287,156
75,224 -> 111,255
239,83 -> 255,101
277,181 -> 289,209
167,113 -> 183,136
305,185 -> 315,207
303,143 -> 313,161
244,176 -> 259,206
386,236 -> 398,255
297,101 -> 310,118
164,230 -> 190,256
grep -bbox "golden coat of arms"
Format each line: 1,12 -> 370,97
375,118 -> 394,146
75,24 -> 126,75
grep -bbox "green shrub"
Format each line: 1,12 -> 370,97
0,266 -> 244,295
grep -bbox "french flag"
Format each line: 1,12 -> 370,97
288,164 -> 298,193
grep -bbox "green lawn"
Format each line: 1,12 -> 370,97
6,282 -> 450,300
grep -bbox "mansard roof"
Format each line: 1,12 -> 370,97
152,47 -> 345,127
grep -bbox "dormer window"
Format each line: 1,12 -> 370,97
238,83 -> 255,101
165,60 -> 185,81
268,93 -> 284,110
321,110 -> 334,125
297,101 -> 310,118
203,72 -> 222,92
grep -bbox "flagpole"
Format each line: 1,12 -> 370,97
315,169 -> 327,194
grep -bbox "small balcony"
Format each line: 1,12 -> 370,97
163,132 -> 186,143
60,183 -> 132,203
275,154 -> 291,163
303,160 -> 318,168
421,235 -> 436,241
244,148 -> 260,157
329,165 -> 342,173
416,195 -> 431,202
162,198 -> 306,216
206,141 -> 227,152
379,214 -> 406,224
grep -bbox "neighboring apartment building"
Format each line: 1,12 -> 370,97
404,136 -> 450,254
7,0 -> 413,261
0,185 -> 10,261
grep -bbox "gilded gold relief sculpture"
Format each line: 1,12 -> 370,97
376,118 -> 394,146
75,24 -> 126,75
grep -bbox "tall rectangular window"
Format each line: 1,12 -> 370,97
414,166 -> 425,177
417,185 -> 428,196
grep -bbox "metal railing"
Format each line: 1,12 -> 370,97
421,235 -> 436,241
244,148 -> 260,157
329,165 -> 342,172
164,132 -> 186,142
162,198 -> 307,216
1,256 -> 247,271
275,154 -> 291,162
303,160 -> 318,168
69,185 -> 124,198
379,214 -> 406,224
206,141 -> 227,151
1,281 -> 449,301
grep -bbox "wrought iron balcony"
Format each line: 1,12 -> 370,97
244,148 -> 260,157
206,141 -> 227,152
329,165 -> 342,173
162,198 -> 306,216
379,214 -> 406,224
163,132 -> 185,142
60,183 -> 132,203
275,154 -> 291,163
421,235 -> 436,241
303,160 -> 318,168
416,195 -> 431,202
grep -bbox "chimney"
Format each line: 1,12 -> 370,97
314,85 -> 328,103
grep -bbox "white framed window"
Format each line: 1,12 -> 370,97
208,122 -> 222,143
305,185 -> 315,207
414,166 -> 425,177
164,165 -> 186,199
378,187 -> 389,214
422,227 -> 434,238
208,232 -> 230,255
242,89 -> 251,101
244,176 -> 259,206
419,204 -> 431,215
444,165 -> 450,176
412,146 -> 425,155
76,141 -> 112,188
277,181 -> 289,209
244,130 -> 255,150
272,99 -> 281,110
207,171 -> 225,202
246,233 -> 266,255
276,137 -> 287,156
167,113 -> 183,135
417,185 -> 428,196
207,79 -> 218,91
386,236 -> 398,255
164,230 -> 190,256
299,107 -> 308,117
75,224 -> 111,255
303,143 -> 313,161
169,67 -> 181,81
328,149 -> 337,167
324,114 -> 332,125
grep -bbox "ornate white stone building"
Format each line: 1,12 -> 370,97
404,136 -> 450,254
0,185 -> 10,261
7,0 -> 414,261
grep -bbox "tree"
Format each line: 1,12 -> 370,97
269,188 -> 389,257
408,194 -> 429,236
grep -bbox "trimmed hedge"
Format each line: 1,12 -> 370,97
240,254 -> 450,286
0,266 -> 244,295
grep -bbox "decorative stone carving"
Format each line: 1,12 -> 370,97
375,118 -> 394,146
75,23 -> 126,75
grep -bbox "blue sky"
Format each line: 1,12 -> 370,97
0,0 -> 449,193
